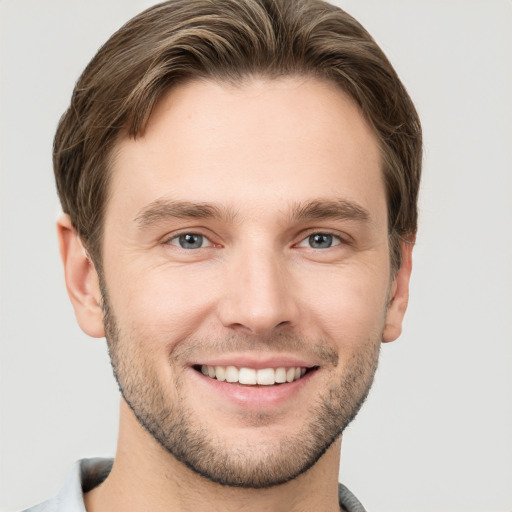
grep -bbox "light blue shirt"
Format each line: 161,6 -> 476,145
23,459 -> 112,512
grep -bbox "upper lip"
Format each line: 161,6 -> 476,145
189,354 -> 318,369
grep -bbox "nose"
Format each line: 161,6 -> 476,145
217,246 -> 300,336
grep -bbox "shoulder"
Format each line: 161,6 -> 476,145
21,458 -> 113,512
338,482 -> 367,512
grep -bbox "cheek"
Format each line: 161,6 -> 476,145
108,264 -> 217,347
105,247 -> 391,353
300,263 -> 390,345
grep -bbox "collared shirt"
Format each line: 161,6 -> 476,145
23,458 -> 367,512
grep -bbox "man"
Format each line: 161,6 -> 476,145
25,0 -> 421,510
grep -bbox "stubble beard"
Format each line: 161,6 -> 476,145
102,291 -> 381,489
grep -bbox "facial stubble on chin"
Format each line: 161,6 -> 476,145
100,285 -> 381,489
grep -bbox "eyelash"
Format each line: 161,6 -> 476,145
163,230 -> 348,250
295,232 -> 345,249
165,232 -> 214,250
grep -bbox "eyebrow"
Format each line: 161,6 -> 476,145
134,199 -> 238,229
288,199 -> 370,224
134,197 -> 370,229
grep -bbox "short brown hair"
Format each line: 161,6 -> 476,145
54,0 -> 422,271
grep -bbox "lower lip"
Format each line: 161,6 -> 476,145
188,367 -> 317,409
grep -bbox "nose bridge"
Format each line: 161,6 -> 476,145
219,240 -> 298,335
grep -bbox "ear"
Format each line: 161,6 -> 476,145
57,214 -> 105,338
382,239 -> 414,343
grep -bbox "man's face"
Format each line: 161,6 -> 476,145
98,77 -> 402,487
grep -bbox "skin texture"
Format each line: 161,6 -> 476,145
58,77 -> 413,512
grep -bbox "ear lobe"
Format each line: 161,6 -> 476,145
382,240 -> 414,343
57,214 -> 105,338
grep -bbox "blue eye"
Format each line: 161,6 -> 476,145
171,233 -> 209,249
309,233 -> 334,249
297,233 -> 342,249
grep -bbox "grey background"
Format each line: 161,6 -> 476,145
1,1 -> 511,510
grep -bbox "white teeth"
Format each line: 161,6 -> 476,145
215,366 -> 226,382
239,368 -> 257,385
225,366 -> 239,383
275,367 -> 287,383
200,365 -> 308,386
256,368 -> 275,385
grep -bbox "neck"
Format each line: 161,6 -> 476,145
85,400 -> 342,512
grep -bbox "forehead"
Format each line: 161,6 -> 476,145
107,77 -> 385,228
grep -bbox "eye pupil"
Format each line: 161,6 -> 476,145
309,233 -> 333,249
179,233 -> 203,249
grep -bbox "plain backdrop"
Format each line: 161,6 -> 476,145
1,1 -> 511,511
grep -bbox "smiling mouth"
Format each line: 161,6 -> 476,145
193,365 -> 318,386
